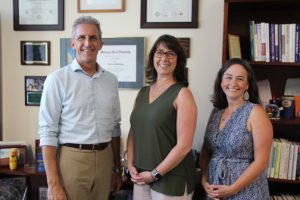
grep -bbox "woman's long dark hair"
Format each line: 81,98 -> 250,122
211,58 -> 261,109
145,34 -> 188,86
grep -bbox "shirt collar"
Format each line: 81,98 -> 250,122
71,59 -> 104,77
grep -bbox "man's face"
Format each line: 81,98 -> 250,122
71,23 -> 102,67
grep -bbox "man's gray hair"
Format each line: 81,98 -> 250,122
72,16 -> 102,40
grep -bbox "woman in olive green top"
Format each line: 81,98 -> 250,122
127,34 -> 197,199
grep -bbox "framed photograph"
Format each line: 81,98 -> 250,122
25,76 -> 46,106
21,41 -> 50,65
13,0 -> 64,31
78,0 -> 125,12
177,38 -> 190,58
60,37 -> 145,89
141,0 -> 198,28
228,34 -> 242,59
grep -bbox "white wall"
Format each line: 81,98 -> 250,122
0,0 -> 224,156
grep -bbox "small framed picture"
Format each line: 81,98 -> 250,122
177,38 -> 190,58
77,0 -> 125,12
228,34 -> 242,59
21,41 -> 50,65
25,76 -> 46,106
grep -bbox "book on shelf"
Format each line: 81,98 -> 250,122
275,24 -> 279,62
278,24 -> 283,62
296,145 -> 300,180
295,24 -> 299,62
278,139 -> 290,179
270,23 -> 276,62
291,143 -> 299,180
273,138 -> 282,179
287,144 -> 295,180
268,140 -> 277,178
249,20 -> 255,61
298,24 -> 300,61
257,23 -> 262,61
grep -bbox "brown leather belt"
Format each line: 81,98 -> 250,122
62,142 -> 109,150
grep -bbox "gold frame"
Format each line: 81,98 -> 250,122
77,0 -> 125,12
228,34 -> 242,59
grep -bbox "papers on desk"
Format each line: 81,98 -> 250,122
284,78 -> 300,96
257,79 -> 272,107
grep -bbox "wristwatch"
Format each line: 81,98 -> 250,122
151,168 -> 162,181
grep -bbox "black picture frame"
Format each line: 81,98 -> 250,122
141,0 -> 198,28
13,0 -> 64,31
21,41 -> 50,65
25,76 -> 46,106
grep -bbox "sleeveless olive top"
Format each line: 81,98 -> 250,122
130,83 -> 195,196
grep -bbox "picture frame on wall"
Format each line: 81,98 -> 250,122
177,38 -> 190,58
60,37 -> 145,89
21,41 -> 50,65
228,34 -> 242,59
77,0 -> 125,12
25,76 -> 46,106
141,0 -> 198,28
13,0 -> 64,31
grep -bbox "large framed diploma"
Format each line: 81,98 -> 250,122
60,37 -> 145,89
141,0 -> 198,28
13,0 -> 64,31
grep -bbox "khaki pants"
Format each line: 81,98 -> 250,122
133,183 -> 193,200
58,144 -> 113,200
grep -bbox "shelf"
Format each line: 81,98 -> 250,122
0,165 -> 45,177
271,118 -> 300,126
250,62 -> 300,67
268,178 -> 300,185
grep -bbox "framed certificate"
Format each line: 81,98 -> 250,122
13,0 -> 64,31
141,0 -> 198,28
60,37 -> 145,89
78,0 -> 125,12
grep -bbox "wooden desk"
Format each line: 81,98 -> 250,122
0,165 -> 47,200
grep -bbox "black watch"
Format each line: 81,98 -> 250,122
151,168 -> 162,181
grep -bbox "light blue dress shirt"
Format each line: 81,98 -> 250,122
39,59 -> 121,147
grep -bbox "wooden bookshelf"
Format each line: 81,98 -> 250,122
223,0 -> 300,196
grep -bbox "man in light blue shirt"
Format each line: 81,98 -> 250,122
39,16 -> 122,200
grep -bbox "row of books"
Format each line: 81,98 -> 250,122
249,21 -> 300,63
267,138 -> 300,180
270,194 -> 300,200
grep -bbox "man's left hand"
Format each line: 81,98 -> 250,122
110,172 -> 123,195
